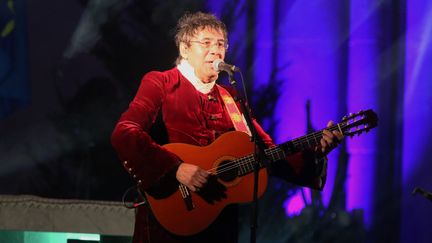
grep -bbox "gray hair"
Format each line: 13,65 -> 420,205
174,12 -> 228,64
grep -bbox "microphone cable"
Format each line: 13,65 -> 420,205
122,184 -> 147,209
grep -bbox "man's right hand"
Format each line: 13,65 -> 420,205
176,163 -> 209,192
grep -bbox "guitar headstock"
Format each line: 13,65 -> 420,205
341,109 -> 378,137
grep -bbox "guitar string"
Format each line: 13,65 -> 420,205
206,123 -> 349,175
205,122 -> 351,176
206,155 -> 256,175
206,129 -> 326,175
207,146 -> 286,175
206,142 -> 294,175
206,125 -> 334,174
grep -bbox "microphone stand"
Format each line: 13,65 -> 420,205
226,70 -> 268,243
412,187 -> 432,202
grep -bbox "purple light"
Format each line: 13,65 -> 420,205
345,0 -> 380,228
283,190 -> 309,216
401,1 -> 432,242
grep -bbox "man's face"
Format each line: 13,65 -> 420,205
180,27 -> 227,83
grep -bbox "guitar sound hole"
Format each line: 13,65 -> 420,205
216,160 -> 238,182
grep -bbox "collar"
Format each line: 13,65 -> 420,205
177,59 -> 216,94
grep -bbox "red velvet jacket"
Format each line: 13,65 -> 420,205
111,67 -> 326,242
111,67 -> 278,189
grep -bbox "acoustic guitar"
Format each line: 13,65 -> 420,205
144,109 -> 378,236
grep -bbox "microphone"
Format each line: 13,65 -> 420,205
213,59 -> 240,73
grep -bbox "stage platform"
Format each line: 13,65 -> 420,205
0,195 -> 135,243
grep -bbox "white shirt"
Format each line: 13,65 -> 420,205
177,59 -> 216,94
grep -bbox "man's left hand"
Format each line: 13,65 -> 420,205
319,120 -> 344,154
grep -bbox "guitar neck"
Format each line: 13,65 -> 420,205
285,123 -> 344,152
236,108 -> 378,176
268,123 -> 346,159
237,124 -> 344,176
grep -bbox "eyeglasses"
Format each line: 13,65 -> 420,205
189,39 -> 229,50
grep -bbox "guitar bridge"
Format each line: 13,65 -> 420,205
179,184 -> 195,211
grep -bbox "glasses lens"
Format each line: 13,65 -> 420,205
190,40 -> 228,50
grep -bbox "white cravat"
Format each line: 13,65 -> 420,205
177,59 -> 216,94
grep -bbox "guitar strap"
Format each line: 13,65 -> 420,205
216,85 -> 252,136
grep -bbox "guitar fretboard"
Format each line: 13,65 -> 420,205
235,123 -> 346,176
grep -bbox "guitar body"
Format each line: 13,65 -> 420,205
145,131 -> 268,236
